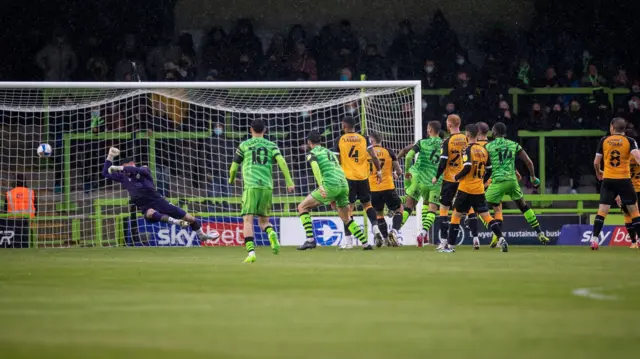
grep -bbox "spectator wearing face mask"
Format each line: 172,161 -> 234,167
36,28 -> 77,81
524,101 -> 547,130
359,44 -> 388,80
449,51 -> 475,83
421,59 -> 440,89
338,67 -> 353,81
286,41 -> 317,81
580,63 -> 607,87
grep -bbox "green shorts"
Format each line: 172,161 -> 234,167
241,188 -> 272,217
485,179 -> 524,204
311,184 -> 350,208
406,180 -> 441,206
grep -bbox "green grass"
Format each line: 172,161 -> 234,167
0,246 -> 639,359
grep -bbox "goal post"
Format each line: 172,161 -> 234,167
0,80 -> 422,248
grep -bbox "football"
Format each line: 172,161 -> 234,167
37,143 -> 52,158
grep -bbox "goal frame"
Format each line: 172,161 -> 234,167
0,80 -> 422,246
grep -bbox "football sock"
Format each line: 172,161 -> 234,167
348,220 -> 367,244
592,214 -> 605,238
344,216 -> 354,236
488,219 -> 504,238
447,215 -> 461,246
402,207 -> 413,226
423,210 -> 436,232
300,212 -> 314,241
377,217 -> 389,238
631,216 -> 640,242
149,211 -> 166,223
245,236 -> 255,253
392,212 -> 403,231
438,216 -> 449,241
522,207 -> 542,234
625,223 -> 637,243
467,212 -> 479,237
365,206 -> 378,230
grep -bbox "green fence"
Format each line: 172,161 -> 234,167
422,86 -> 630,114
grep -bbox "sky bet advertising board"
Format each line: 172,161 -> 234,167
558,225 -> 636,246
430,215 -> 580,245
125,217 -> 278,247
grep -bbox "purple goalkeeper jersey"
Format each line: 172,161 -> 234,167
102,160 -> 161,200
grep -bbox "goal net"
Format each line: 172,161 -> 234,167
0,81 -> 421,248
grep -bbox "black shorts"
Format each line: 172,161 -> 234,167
371,189 -> 402,212
609,191 -> 640,210
600,179 -> 637,206
440,180 -> 459,207
452,190 -> 489,214
348,179 -> 371,204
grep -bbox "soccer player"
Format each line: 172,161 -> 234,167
103,147 -> 218,242
335,115 -> 383,248
590,118 -> 640,250
618,129 -> 640,249
432,114 -> 468,249
484,122 -> 549,248
368,132 -> 403,247
297,131 -> 373,250
447,124 -> 507,252
619,158 -> 640,248
463,121 -> 490,249
403,121 -> 444,247
228,119 -> 295,263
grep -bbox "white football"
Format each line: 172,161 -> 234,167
37,143 -> 52,158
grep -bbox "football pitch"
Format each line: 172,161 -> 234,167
0,246 -> 638,359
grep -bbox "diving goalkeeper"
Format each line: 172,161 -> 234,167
103,147 -> 218,241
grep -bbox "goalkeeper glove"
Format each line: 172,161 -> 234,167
108,166 -> 124,174
107,147 -> 120,161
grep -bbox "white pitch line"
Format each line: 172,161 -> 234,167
572,288 -> 618,301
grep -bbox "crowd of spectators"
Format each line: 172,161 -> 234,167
15,10 -> 640,194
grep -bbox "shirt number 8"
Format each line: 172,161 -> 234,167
609,150 -> 621,167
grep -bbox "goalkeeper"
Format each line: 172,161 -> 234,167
103,147 -> 218,242
229,119 -> 295,263
297,131 -> 372,251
